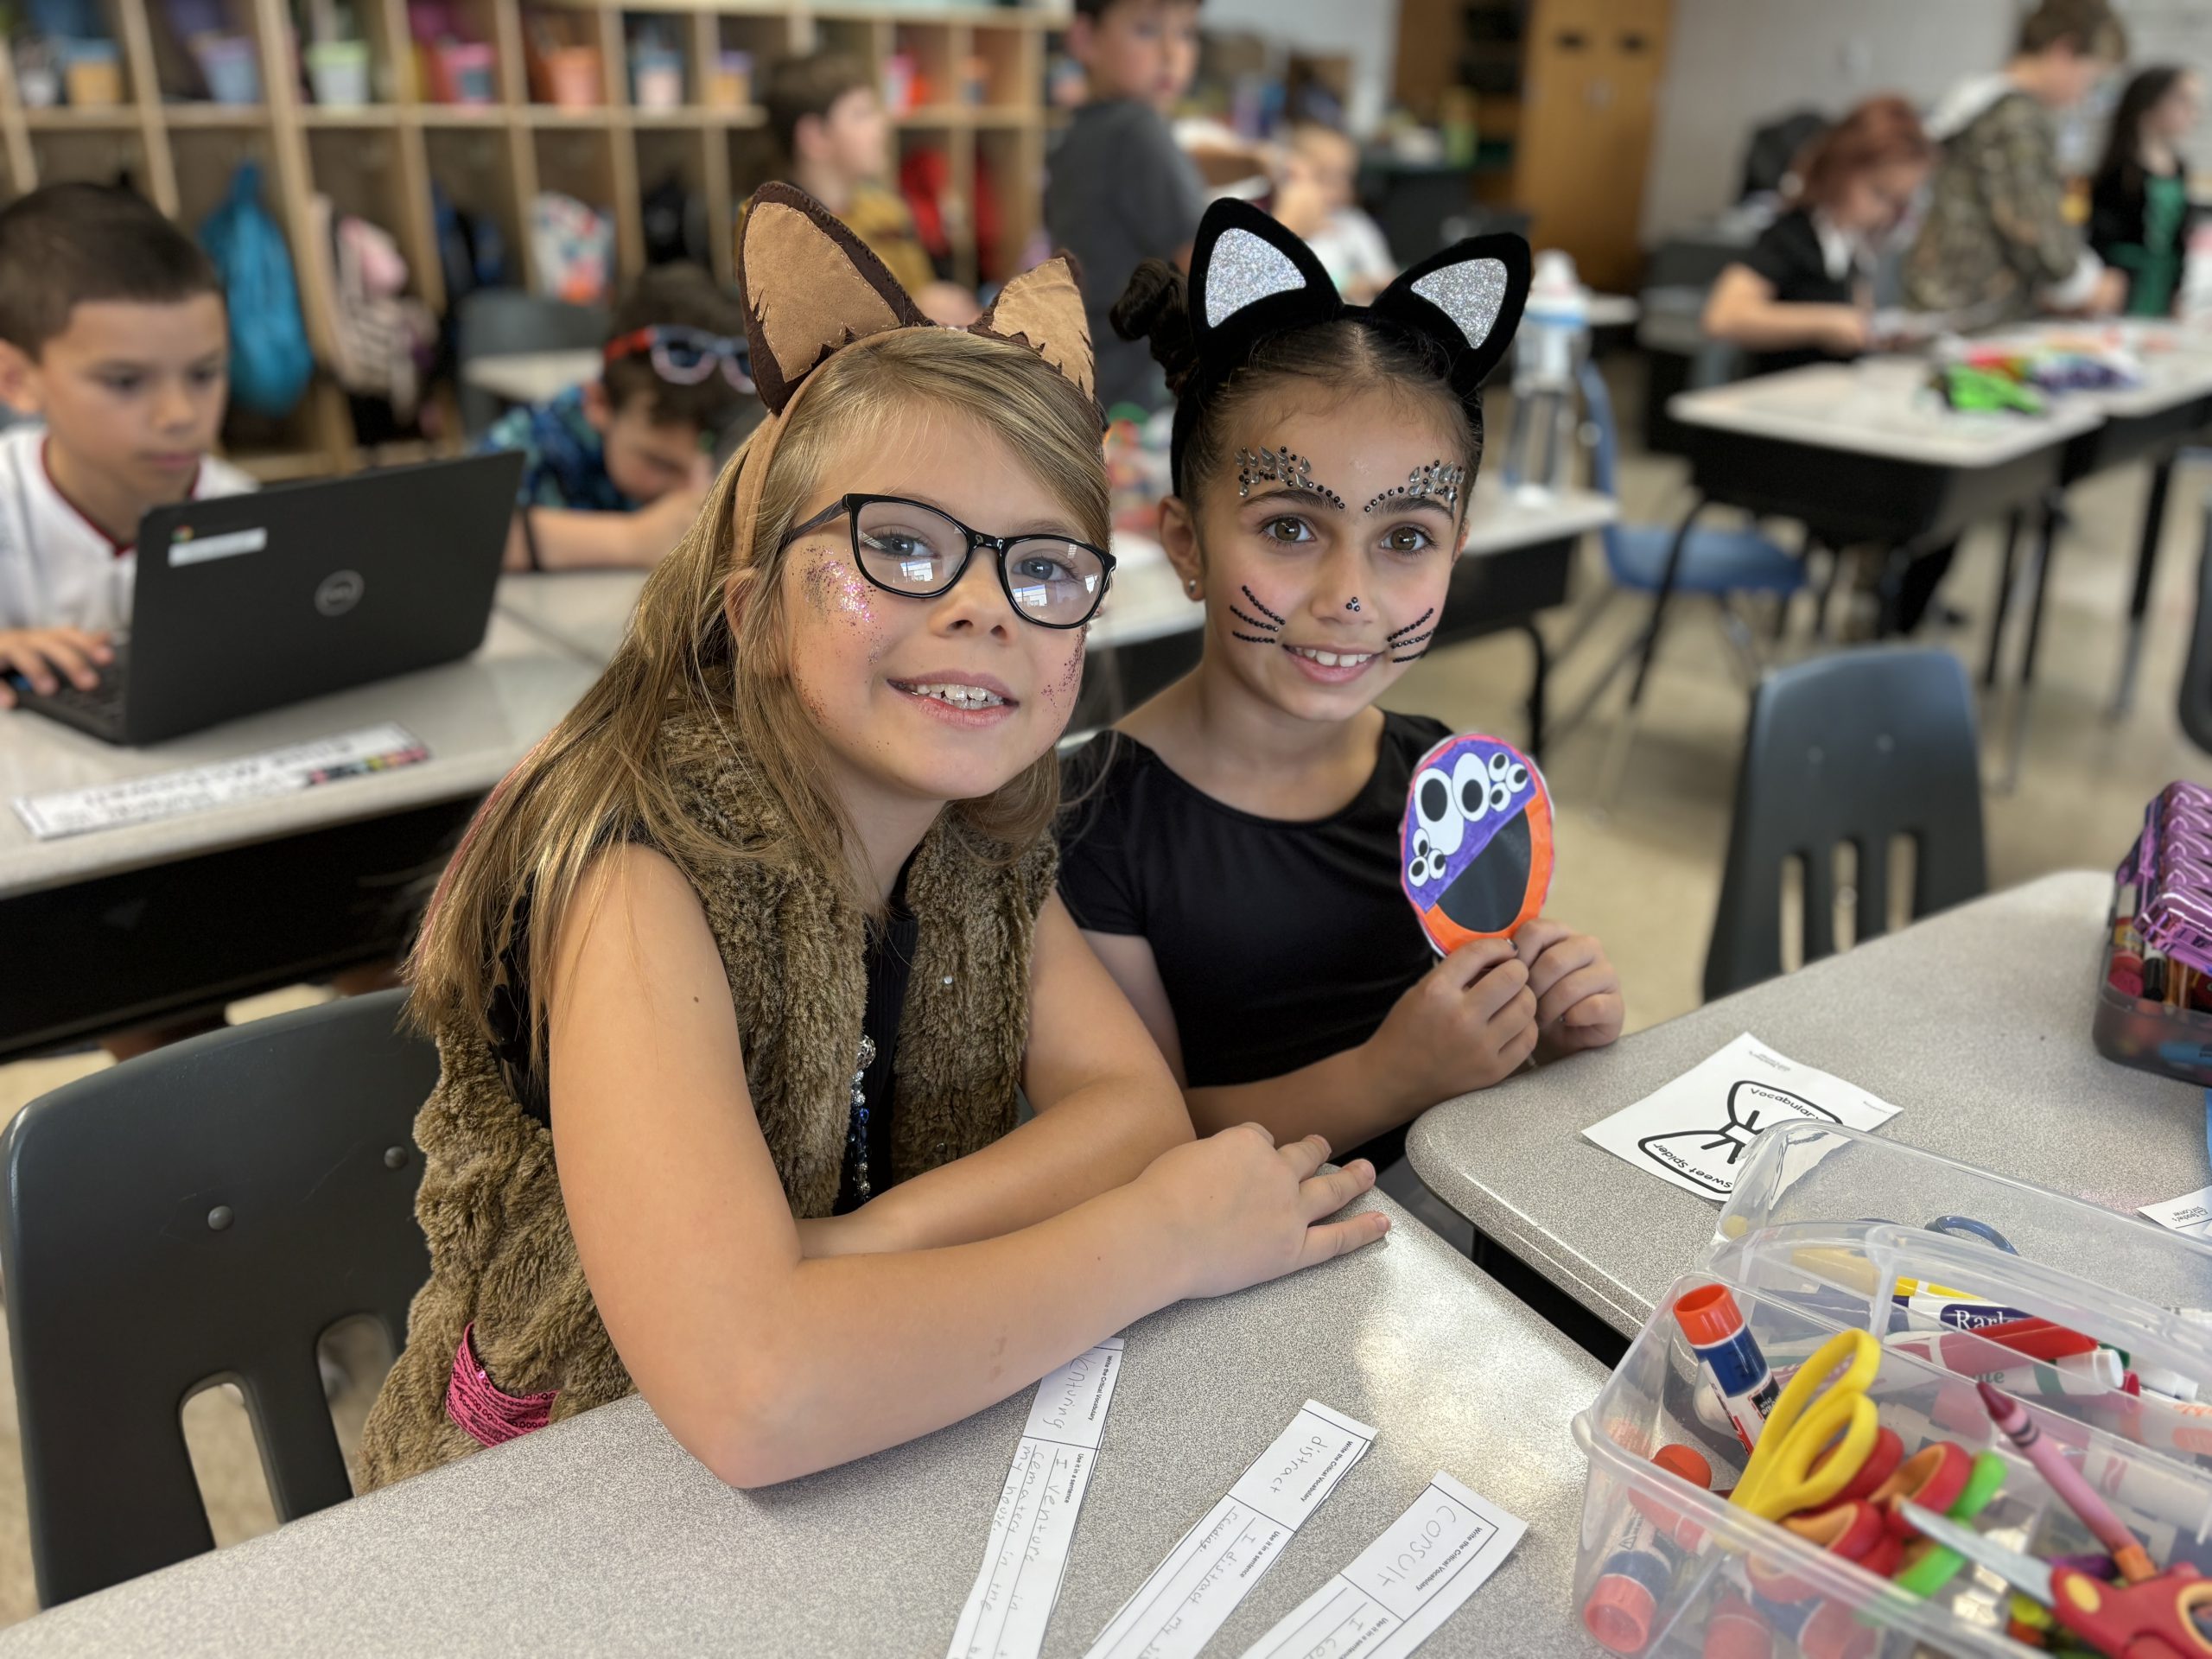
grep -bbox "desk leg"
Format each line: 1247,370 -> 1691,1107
1982,509 -> 2022,689
2111,454 -> 2175,721
1521,618 -> 1548,763
2002,493 -> 2062,792
1600,496 -> 1705,808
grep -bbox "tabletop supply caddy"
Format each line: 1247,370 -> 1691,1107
1571,1125 -> 2212,1657
2094,779 -> 2212,1088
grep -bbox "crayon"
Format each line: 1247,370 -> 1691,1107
1977,1381 -> 2156,1584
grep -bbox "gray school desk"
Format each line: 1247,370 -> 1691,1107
494,482 -> 1618,751
0,614 -> 601,1060
460,348 -> 601,408
1407,870 -> 2202,1342
0,1192 -> 1607,1657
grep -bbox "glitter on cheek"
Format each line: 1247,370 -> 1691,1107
1040,635 -> 1086,708
803,553 -> 874,620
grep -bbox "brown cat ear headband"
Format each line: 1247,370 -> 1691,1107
726,181 -> 1097,544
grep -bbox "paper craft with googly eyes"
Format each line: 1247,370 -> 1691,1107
1401,733 -> 1554,955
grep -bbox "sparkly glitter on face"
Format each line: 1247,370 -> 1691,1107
1236,446 -> 1344,510
1363,461 -> 1467,515
804,554 -> 874,620
1411,259 -> 1509,347
1041,635 -> 1085,709
1204,228 -> 1310,327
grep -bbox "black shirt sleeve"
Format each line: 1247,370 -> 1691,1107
1055,734 -> 1147,936
1738,211 -> 1836,302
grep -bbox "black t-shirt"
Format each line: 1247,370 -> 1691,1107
1057,712 -> 1451,1165
1738,208 -> 1857,377
488,859 -> 918,1215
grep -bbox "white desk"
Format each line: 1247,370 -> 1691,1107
461,349 -> 601,407
1668,355 -> 2104,470
0,615 -> 600,1056
0,1192 -> 1609,1656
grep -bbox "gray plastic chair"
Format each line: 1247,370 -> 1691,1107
1704,648 -> 1987,1001
456,289 -> 609,439
0,989 -> 435,1606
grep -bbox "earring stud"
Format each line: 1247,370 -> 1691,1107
1185,577 -> 1199,596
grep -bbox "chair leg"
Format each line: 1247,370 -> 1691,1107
1601,496 -> 1710,813
1521,619 -> 1549,762
1982,508 -> 2023,689
1548,585 -> 1621,672
1812,545 -> 1845,642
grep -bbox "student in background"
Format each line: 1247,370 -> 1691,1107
1046,0 -> 1205,414
1059,203 -> 1624,1192
0,182 -> 253,709
479,264 -> 742,572
759,52 -> 979,327
1704,98 -> 1935,375
1274,122 -> 1396,303
357,186 -> 1384,1492
2091,66 -> 2204,317
1904,0 -> 2129,321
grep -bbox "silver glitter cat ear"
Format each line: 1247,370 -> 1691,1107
1186,199 -> 1338,354
1371,235 -> 1532,401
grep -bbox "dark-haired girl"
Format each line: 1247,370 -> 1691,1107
1057,200 -> 1624,1175
2091,67 -> 2203,318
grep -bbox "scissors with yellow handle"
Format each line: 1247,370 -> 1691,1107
1731,1328 -> 1882,1522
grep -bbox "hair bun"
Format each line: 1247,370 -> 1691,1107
1109,259 -> 1199,394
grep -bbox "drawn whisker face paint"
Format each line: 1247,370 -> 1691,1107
1387,608 -> 1436,642
1401,734 -> 1554,955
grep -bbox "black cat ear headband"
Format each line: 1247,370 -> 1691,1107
1169,196 -> 1533,496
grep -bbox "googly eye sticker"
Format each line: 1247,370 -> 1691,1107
1401,732 -> 1554,955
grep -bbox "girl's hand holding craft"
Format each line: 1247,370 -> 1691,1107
1361,938 -> 1539,1114
1512,918 -> 1625,1059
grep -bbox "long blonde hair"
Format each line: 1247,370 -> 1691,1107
410,326 -> 1110,1056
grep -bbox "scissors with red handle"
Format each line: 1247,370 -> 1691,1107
1896,1502 -> 2212,1658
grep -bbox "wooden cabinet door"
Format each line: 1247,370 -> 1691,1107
1515,0 -> 1672,291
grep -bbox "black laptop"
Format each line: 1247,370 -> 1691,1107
14,451 -> 523,746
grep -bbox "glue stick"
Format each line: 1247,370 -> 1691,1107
1674,1284 -> 1778,1452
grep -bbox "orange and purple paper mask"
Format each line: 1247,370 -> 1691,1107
1401,733 -> 1554,954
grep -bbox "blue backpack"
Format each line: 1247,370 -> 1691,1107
199,161 -> 312,418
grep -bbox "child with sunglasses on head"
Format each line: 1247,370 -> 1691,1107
478,264 -> 750,572
359,187 -> 1385,1492
1058,200 -> 1625,1186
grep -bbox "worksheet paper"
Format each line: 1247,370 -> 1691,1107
2142,1185 -> 2212,1240
1236,1472 -> 1526,1659
947,1338 -> 1127,1659
1082,1401 -> 1375,1659
1581,1032 -> 1902,1202
12,722 -> 429,839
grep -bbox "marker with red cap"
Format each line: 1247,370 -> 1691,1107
1585,1445 -> 1717,1655
1674,1283 -> 1779,1453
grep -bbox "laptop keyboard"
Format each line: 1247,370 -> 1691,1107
35,652 -> 130,724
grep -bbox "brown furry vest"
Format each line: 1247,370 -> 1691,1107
357,717 -> 1055,1490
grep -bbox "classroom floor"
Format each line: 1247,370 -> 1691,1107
0,366 -> 2205,1624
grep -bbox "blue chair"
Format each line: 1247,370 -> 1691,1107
1558,359 -> 1808,800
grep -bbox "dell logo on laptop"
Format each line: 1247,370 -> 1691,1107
315,570 -> 365,616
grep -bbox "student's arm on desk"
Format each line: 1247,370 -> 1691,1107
550,847 -> 1387,1489
1082,928 -> 1539,1148
1703,264 -> 1868,357
0,626 -> 112,705
801,896 -> 1194,1257
501,463 -> 712,571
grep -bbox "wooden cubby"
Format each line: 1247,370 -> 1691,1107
0,0 -> 1058,477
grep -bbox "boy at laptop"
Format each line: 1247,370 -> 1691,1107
0,182 -> 254,709
479,264 -> 749,572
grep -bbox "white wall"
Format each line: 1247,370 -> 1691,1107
1640,0 -> 2014,241
1198,0 -> 1399,137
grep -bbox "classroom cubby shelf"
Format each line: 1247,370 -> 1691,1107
0,0 -> 1060,479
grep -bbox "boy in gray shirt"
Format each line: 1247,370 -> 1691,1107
1046,0 -> 1205,415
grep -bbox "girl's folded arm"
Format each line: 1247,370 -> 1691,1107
549,846 -> 1191,1489
842,895 -> 1194,1256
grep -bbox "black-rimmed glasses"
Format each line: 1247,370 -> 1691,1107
780,493 -> 1116,630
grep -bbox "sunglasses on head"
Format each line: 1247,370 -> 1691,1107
603,325 -> 753,393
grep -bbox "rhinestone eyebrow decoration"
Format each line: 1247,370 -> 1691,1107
1363,461 -> 1468,514
1236,446 -> 1346,511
